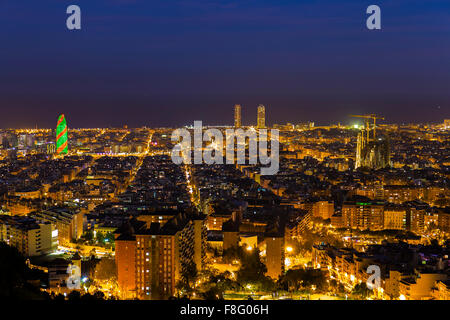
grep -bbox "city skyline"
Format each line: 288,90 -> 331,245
0,108 -> 447,130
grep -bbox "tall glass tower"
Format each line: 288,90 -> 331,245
56,114 -> 68,155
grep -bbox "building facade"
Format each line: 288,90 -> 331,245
115,210 -> 207,299
0,215 -> 53,256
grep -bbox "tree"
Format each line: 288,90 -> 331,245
96,232 -> 105,244
222,246 -> 242,264
67,290 -> 81,301
351,282 -> 372,298
236,247 -> 267,285
258,276 -> 276,292
80,293 -> 96,301
196,270 -> 241,299
94,257 -> 117,281
53,293 -> 65,301
200,286 -> 223,300
176,261 -> 198,298
181,261 -> 198,287
93,291 -> 105,300
0,241 -> 29,297
278,268 -> 327,292
176,280 -> 193,297
83,230 -> 94,242
212,272 -> 240,291
0,241 -> 47,299
105,232 -> 115,245
329,279 -> 345,294
430,239 -> 439,247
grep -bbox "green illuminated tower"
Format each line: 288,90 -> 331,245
56,114 -> 68,155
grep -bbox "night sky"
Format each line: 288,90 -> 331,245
0,0 -> 449,128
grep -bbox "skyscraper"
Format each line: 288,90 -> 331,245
115,210 -> 207,299
257,104 -> 265,129
56,114 -> 68,155
234,104 -> 241,128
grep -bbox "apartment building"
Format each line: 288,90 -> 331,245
29,207 -> 84,245
399,272 -> 448,300
0,215 -> 53,256
342,200 -> 384,231
115,209 -> 206,300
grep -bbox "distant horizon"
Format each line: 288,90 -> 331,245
1,118 -> 448,130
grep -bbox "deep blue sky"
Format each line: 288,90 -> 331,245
0,0 -> 449,128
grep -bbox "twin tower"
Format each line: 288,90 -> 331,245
55,107 -> 266,157
234,104 -> 266,129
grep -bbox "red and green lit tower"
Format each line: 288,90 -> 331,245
56,114 -> 68,155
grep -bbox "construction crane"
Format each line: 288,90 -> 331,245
349,114 -> 384,140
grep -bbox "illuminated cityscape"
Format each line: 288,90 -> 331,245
0,0 -> 448,308
0,108 -> 448,301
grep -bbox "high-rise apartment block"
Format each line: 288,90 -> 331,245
265,235 -> 285,279
115,209 -> 207,299
342,200 -> 385,231
0,215 -> 53,256
30,207 -> 84,245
